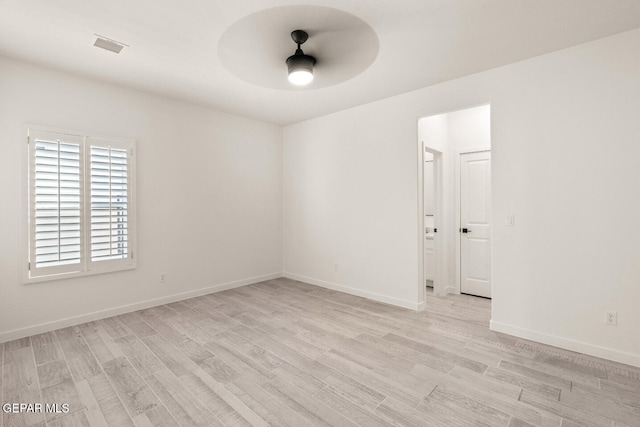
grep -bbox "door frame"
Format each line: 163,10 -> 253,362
417,140 -> 444,309
455,147 -> 491,295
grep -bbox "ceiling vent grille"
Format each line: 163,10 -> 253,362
93,35 -> 126,54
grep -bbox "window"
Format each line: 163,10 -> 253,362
25,127 -> 136,282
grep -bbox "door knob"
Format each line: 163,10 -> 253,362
461,228 -> 471,233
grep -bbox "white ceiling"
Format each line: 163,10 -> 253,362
1,1 -> 639,125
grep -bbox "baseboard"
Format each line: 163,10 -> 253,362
283,272 -> 420,311
0,272 -> 282,344
444,286 -> 457,294
490,320 -> 640,368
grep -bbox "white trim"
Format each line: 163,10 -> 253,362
0,272 -> 282,344
417,132 -> 445,298
432,151 -> 444,295
416,130 -> 426,308
283,272 -> 420,311
490,320 -> 640,369
21,127 -> 30,283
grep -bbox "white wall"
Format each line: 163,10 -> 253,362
420,105 -> 490,294
283,29 -> 640,366
0,57 -> 283,341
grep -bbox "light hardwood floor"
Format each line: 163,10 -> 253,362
2,278 -> 639,427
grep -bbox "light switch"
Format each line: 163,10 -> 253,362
506,214 -> 515,226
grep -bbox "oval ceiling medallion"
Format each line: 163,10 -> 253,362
218,5 -> 379,90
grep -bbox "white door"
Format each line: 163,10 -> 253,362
460,151 -> 492,298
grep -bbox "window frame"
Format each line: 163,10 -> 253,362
23,126 -> 137,284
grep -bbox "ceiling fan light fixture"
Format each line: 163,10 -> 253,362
287,54 -> 315,85
286,30 -> 316,86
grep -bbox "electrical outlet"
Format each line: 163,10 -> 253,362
605,311 -> 617,326
160,273 -> 166,283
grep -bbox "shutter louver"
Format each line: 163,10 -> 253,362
90,145 -> 129,261
33,138 -> 82,268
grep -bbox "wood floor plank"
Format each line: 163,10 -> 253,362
204,341 -> 275,384
215,331 -> 286,371
354,332 -> 455,373
428,386 -> 511,426
2,340 -> 45,427
86,374 -> 135,427
162,315 -> 217,346
255,336 -> 334,381
271,361 -> 327,396
499,360 -> 573,390
36,360 -> 71,389
179,339 -> 214,364
178,368 -> 264,426
74,379 -> 109,427
383,332 -> 488,373
447,366 -> 523,401
99,317 -> 132,340
508,418 -> 536,427
231,310 -> 298,338
136,315 -> 187,347
193,305 -> 239,332
313,334 -> 414,374
31,332 -> 63,366
137,405 -> 179,427
485,366 -> 562,401
416,395 -> 482,427
559,382 -> 640,424
519,389 -> 612,427
141,334 -> 200,378
312,386 -> 391,427
113,335 -> 164,378
144,369 -> 219,427
77,323 -> 125,365
197,355 -> 241,385
261,377 -> 359,427
607,372 -> 640,390
321,372 -> 387,410
377,396 -> 446,427
317,350 -> 424,408
47,410 -> 91,427
55,327 -> 102,382
165,300 -> 211,322
101,357 -> 159,417
500,355 -> 601,389
227,376 -> 314,427
37,363 -> 86,422
115,314 -> 157,339
598,378 -> 640,405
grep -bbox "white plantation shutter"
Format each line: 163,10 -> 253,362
89,142 -> 129,263
26,128 -> 135,282
29,131 -> 85,277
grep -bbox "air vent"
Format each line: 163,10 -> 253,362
93,35 -> 127,54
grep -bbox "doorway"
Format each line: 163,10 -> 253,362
423,148 -> 442,292
418,104 -> 491,302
